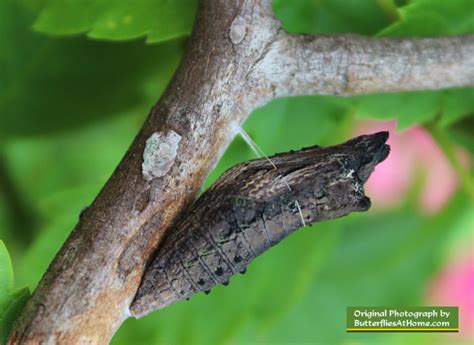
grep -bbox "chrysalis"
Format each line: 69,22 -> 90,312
131,132 -> 389,317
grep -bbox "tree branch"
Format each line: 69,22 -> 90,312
247,32 -> 474,99
8,0 -> 474,344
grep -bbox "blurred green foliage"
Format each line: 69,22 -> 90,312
379,0 -> 474,35
0,0 -> 473,344
33,0 -> 197,43
0,241 -> 29,343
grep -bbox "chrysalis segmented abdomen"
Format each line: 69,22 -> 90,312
134,193 -> 300,313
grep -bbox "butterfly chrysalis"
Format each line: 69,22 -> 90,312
131,132 -> 390,317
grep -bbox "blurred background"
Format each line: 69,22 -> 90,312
0,0 -> 473,344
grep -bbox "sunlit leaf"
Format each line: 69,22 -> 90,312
380,0 -> 474,36
0,0 -> 183,137
273,0 -> 393,35
33,0 -> 198,43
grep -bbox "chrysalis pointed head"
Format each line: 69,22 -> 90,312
262,131 -> 390,220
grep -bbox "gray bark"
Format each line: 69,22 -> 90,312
8,0 -> 474,344
248,33 -> 474,99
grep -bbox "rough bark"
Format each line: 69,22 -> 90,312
247,33 -> 474,99
7,0 -> 474,344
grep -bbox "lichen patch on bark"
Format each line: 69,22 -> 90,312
142,130 -> 182,181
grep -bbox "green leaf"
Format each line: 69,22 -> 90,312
446,117 -> 474,154
0,288 -> 29,343
19,215 -> 76,289
337,88 -> 474,130
349,91 -> 441,129
380,0 -> 474,36
273,0 -> 394,36
17,185 -> 99,288
0,0 -> 184,137
0,241 -> 14,300
33,0 -> 198,43
3,113 -> 143,226
0,196 -> 7,241
0,241 -> 30,343
245,96 -> 350,152
380,11 -> 451,36
439,88 -> 474,127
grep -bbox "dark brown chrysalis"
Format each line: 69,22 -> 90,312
130,132 -> 390,317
